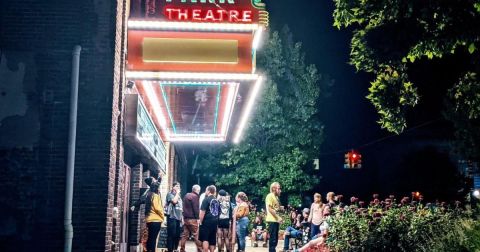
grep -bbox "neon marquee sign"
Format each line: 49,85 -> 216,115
130,0 -> 268,25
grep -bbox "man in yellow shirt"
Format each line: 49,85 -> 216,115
265,182 -> 282,252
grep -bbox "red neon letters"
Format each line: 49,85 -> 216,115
164,8 -> 252,23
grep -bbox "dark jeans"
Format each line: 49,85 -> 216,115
167,218 -> 182,252
283,226 -> 302,250
310,224 -> 320,239
267,222 -> 279,252
147,222 -> 162,252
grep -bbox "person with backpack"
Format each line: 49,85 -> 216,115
217,189 -> 233,252
233,192 -> 250,252
199,185 -> 220,252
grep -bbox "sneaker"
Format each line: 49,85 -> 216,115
253,242 -> 258,247
263,243 -> 268,248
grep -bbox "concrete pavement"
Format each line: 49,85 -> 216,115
184,237 -> 284,252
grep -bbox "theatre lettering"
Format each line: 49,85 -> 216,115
165,8 -> 252,22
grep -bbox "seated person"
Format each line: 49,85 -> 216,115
292,234 -> 329,252
251,215 -> 268,247
283,208 -> 310,251
293,212 -> 331,252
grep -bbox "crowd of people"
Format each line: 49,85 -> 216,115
133,176 -> 455,252
134,176 -> 336,252
133,175 -> 255,252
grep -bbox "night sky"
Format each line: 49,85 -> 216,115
263,0 -> 462,201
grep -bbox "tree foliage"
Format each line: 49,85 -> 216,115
195,28 -> 328,203
333,0 -> 480,134
444,72 -> 480,161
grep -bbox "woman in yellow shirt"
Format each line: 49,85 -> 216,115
234,192 -> 250,252
145,183 -> 165,252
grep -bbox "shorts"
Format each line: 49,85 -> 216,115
199,220 -> 218,245
256,233 -> 264,240
218,219 -> 230,229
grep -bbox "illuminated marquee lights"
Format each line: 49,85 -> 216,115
128,20 -> 259,32
142,81 -> 170,135
233,76 -> 263,143
126,71 -> 259,81
168,136 -> 226,142
140,81 -> 241,142
220,81 -> 239,136
252,26 -> 264,50
128,0 -> 268,143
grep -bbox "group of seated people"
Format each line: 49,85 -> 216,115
283,192 -> 336,252
282,208 -> 311,251
251,191 -> 337,252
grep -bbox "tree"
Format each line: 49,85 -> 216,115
195,27 -> 329,204
333,0 -> 480,160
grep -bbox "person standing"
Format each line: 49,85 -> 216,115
234,192 -> 249,252
265,182 -> 282,252
217,190 -> 233,252
180,184 -> 202,252
145,183 -> 165,252
324,192 -> 336,217
166,182 -> 183,252
308,193 -> 324,239
199,185 -> 220,252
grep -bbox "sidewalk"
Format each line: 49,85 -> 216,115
185,237 -> 283,252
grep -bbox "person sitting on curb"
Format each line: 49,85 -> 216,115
250,215 -> 268,248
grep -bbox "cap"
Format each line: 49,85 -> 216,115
218,189 -> 227,196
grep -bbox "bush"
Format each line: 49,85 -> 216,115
325,204 -> 480,252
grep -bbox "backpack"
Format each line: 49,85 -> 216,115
209,198 -> 220,217
218,198 -> 232,220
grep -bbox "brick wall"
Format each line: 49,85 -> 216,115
0,0 -> 128,251
128,164 -> 145,246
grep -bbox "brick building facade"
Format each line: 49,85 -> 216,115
0,1 -> 178,251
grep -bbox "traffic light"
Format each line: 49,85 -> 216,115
353,153 -> 362,168
344,150 -> 362,169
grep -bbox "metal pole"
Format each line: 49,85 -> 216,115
64,45 -> 81,252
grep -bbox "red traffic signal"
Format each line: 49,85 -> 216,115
344,150 -> 362,169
